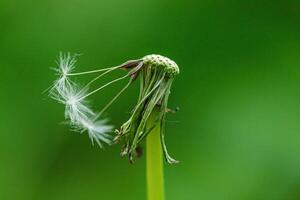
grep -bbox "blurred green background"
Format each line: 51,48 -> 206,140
1,0 -> 300,199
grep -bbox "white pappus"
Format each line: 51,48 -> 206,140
50,52 -> 113,147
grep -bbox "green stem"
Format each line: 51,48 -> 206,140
146,109 -> 165,200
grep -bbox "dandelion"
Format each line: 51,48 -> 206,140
50,53 -> 180,200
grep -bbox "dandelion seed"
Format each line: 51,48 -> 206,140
63,88 -> 94,124
50,53 -> 114,147
77,119 -> 113,147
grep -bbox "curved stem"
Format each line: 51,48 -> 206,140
146,108 -> 165,200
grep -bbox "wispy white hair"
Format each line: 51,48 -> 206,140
50,52 -> 112,147
50,52 -> 76,96
77,119 -> 113,147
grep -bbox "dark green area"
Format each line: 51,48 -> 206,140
1,0 -> 300,199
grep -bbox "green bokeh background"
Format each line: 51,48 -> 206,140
1,0 -> 300,199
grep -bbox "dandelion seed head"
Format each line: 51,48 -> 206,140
143,54 -> 180,76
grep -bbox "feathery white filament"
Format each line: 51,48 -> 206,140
79,119 -> 113,147
50,53 -> 113,147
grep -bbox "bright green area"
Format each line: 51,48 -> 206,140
1,0 -> 300,200
146,108 -> 165,200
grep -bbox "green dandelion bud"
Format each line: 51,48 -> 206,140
116,54 -> 180,164
142,54 -> 180,76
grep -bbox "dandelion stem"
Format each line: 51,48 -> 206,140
146,107 -> 165,200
